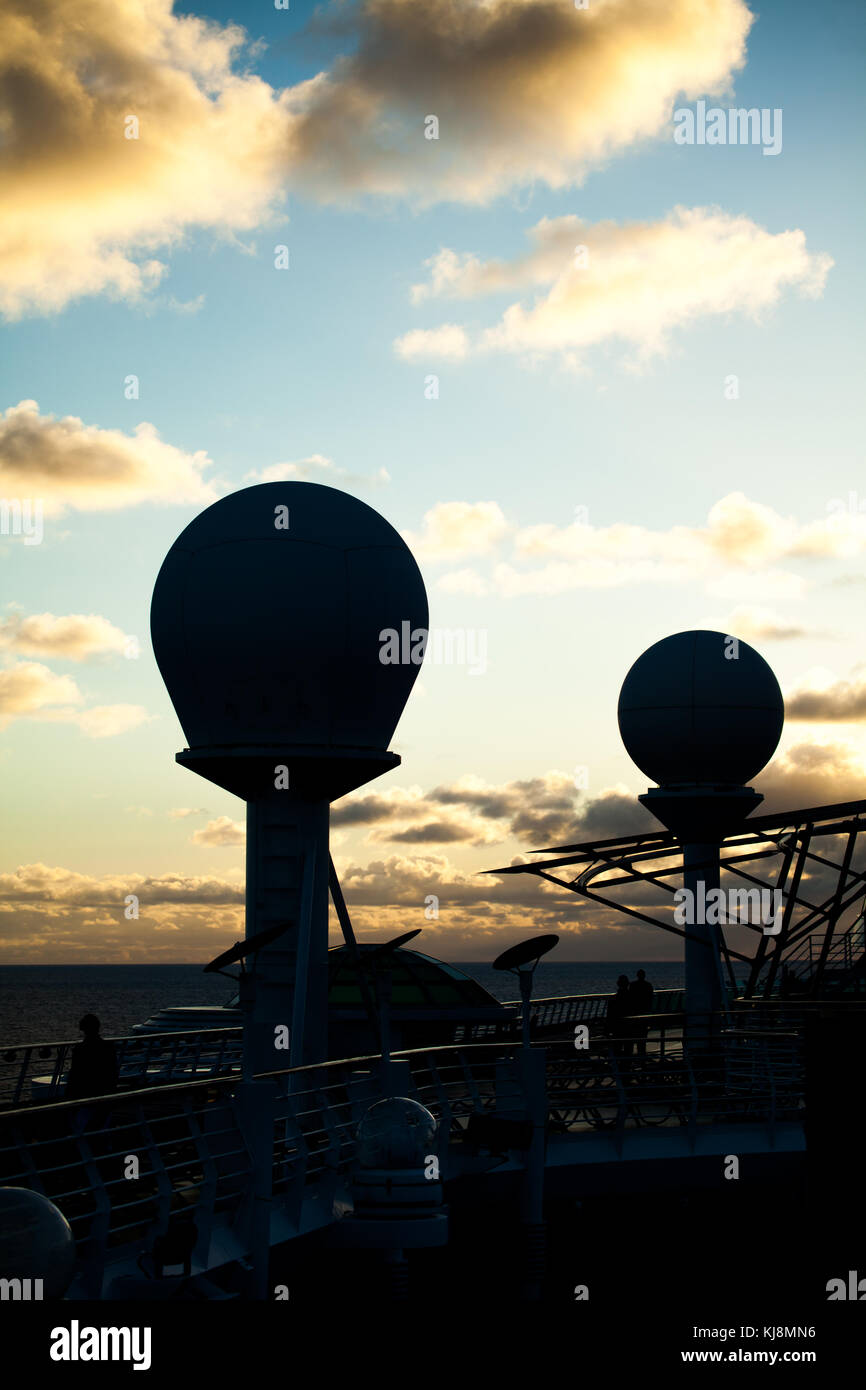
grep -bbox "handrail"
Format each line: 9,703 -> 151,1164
0,1029 -> 806,1297
1,1024 -> 241,1052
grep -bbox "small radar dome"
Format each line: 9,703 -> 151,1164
150,483 -> 427,757
357,1097 -> 437,1169
618,630 -> 784,787
0,1188 -> 76,1298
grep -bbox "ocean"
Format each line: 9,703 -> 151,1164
0,960 -> 684,1046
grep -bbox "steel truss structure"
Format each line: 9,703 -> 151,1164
487,799 -> 866,998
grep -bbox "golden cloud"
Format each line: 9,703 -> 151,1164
245,455 -> 390,489
1,0 -> 756,316
0,611 -> 132,660
0,659 -> 151,736
289,0 -> 754,205
0,0 -> 290,317
396,208 -> 832,367
0,400 -> 217,513
430,492 -> 866,597
191,816 -> 246,847
784,670 -> 866,723
401,501 -> 511,562
0,661 -> 82,716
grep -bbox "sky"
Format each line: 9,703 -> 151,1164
1,0 -> 865,964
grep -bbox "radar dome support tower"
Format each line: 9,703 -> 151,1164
151,483 -> 427,1074
618,631 -> 784,1039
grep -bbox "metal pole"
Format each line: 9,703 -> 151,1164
682,840 -> 723,1046
520,971 -> 533,1050
245,798 -> 330,1074
289,840 -> 317,1070
329,855 -> 380,1042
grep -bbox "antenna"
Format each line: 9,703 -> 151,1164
151,482 -> 428,1074
203,922 -> 292,981
493,934 -> 559,1050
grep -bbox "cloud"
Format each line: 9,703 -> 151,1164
388,820 -> 477,844
437,568 -> 491,597
331,772 -> 651,849
784,669 -> 866,723
289,0 -> 755,205
428,492 -> 866,597
401,501 -> 511,562
0,0 -> 292,318
0,611 -> 132,660
1,0 -> 756,317
0,401 -> 217,515
396,208 -> 833,367
168,807 -> 208,820
755,739 -> 866,813
0,863 -> 245,963
394,326 -> 469,362
244,454 -> 390,489
334,782 -> 505,846
715,606 -> 820,642
192,816 -> 246,847
0,661 -> 82,717
73,705 -> 153,738
0,660 -> 151,736
0,853 -> 591,963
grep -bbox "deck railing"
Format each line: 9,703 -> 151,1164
0,1027 -> 243,1108
0,991 -> 687,1108
0,1026 -> 805,1296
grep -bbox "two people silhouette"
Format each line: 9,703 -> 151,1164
607,970 -> 654,1057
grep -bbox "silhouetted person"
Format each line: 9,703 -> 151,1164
629,969 -> 654,1057
607,975 -> 633,1058
65,1014 -> 118,1101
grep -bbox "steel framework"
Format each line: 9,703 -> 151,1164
486,799 -> 866,998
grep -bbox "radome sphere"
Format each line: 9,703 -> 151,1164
0,1188 -> 77,1297
150,483 -> 428,755
617,630 -> 784,787
357,1097 -> 437,1170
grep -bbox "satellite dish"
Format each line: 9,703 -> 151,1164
493,935 -> 559,1050
493,935 -> 559,973
204,922 -> 292,977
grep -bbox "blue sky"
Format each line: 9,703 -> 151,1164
1,0 -> 864,961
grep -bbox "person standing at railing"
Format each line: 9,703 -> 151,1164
65,1015 -> 118,1101
607,975 -> 633,1057
628,970 -> 654,1058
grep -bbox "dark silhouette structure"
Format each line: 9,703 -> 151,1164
65,1015 -> 118,1101
629,969 -> 654,1056
150,481 -> 428,1073
607,974 -> 632,1055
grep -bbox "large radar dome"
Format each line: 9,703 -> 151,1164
150,483 -> 428,760
617,630 -> 784,787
